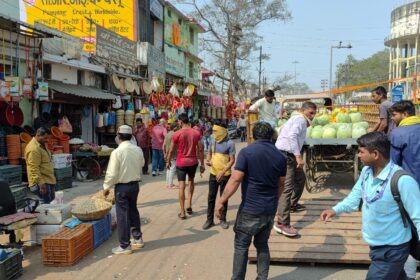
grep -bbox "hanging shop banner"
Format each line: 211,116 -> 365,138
19,0 -> 136,52
96,25 -> 138,66
164,44 -> 185,78
391,85 -> 404,103
150,0 -> 164,21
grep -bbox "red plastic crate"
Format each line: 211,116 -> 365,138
42,224 -> 93,266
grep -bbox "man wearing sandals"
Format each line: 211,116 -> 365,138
203,122 -> 236,230
103,125 -> 145,255
167,113 -> 205,219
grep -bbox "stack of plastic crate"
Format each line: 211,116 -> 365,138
0,165 -> 22,186
54,166 -> 72,191
0,249 -> 23,280
84,213 -> 112,249
42,224 -> 93,266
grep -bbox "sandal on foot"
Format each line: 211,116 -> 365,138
186,208 -> 193,215
178,213 -> 186,220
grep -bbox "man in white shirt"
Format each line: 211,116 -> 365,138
103,125 -> 145,255
249,90 -> 277,128
274,101 -> 317,237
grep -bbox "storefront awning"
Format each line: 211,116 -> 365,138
48,80 -> 116,100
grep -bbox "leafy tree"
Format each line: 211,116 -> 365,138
335,49 -> 389,89
272,74 -> 312,95
180,0 -> 291,95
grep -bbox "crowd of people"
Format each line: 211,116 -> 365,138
23,87 -> 420,280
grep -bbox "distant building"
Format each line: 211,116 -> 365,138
385,1 -> 420,99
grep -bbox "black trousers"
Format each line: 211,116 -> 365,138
207,174 -> 230,222
115,182 -> 142,249
141,147 -> 149,174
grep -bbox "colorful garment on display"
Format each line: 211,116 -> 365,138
148,92 -> 159,109
182,96 -> 192,109
103,113 -> 109,126
173,96 -> 182,112
159,92 -> 167,108
166,93 -> 174,108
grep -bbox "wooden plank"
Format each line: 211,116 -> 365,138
268,235 -> 366,245
293,216 -> 362,223
264,243 -> 369,254
292,222 -> 361,230
291,209 -> 362,217
285,228 -> 363,237
249,252 -> 371,264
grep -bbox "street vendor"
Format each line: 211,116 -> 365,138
25,127 -> 56,204
274,101 -> 317,237
103,125 -> 145,255
249,89 -> 277,128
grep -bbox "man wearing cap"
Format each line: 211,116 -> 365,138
103,125 -> 145,255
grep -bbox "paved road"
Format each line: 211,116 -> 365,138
17,141 -> 399,280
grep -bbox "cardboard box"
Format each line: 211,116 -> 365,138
52,154 -> 72,169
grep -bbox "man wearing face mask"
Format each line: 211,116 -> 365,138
203,121 -> 236,230
249,89 -> 277,128
274,101 -> 317,237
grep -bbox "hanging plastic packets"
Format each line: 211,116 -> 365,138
108,111 -> 116,126
5,77 -> 20,97
22,78 -> 32,98
127,101 -> 135,111
0,80 -> 10,101
169,84 -> 179,97
103,113 -> 109,126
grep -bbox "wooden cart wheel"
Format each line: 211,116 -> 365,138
303,149 -> 317,193
354,151 -> 360,183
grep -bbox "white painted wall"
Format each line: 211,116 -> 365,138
51,64 -> 78,84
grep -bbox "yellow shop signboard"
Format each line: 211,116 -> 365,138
19,0 -> 136,52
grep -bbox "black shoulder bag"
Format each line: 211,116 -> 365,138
391,170 -> 420,260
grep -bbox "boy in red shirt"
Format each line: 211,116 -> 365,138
166,113 -> 205,219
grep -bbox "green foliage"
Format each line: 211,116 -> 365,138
335,49 -> 389,89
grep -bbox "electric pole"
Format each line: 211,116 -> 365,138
292,61 -> 299,85
321,79 -> 328,92
329,41 -> 352,92
258,46 -> 262,96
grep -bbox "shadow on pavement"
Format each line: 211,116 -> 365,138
140,227 -> 218,252
138,198 -> 179,208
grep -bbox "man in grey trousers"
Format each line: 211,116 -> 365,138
273,101 -> 317,237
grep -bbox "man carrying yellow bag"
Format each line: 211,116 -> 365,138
203,122 -> 236,230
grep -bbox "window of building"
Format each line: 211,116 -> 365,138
178,18 -> 182,25
189,62 -> 194,78
189,27 -> 194,45
168,10 -> 172,18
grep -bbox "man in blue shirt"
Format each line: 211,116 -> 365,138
215,122 -> 287,280
321,132 -> 420,280
389,100 -> 420,280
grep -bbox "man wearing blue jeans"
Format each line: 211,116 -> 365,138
25,127 -> 56,204
321,132 -> 420,280
215,122 -> 286,280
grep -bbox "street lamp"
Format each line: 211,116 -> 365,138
329,41 -> 352,92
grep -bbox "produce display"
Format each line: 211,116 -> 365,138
308,108 -> 368,139
276,108 -> 368,139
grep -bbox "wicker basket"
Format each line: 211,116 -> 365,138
91,190 -> 115,204
71,199 -> 112,221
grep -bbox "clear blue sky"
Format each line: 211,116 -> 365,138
255,0 -> 400,91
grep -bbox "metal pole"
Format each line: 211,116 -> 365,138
258,46 -> 262,96
329,46 -> 333,92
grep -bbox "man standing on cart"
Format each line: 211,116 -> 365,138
274,101 -> 317,237
249,89 -> 277,128
368,86 -> 395,135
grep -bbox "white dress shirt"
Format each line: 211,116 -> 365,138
103,141 -> 145,190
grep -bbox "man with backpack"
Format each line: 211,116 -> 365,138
390,100 -> 420,280
320,132 -> 420,280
